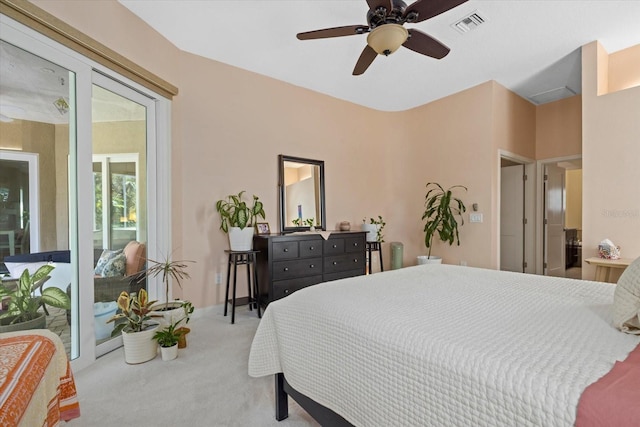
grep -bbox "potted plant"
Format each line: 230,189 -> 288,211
215,191 -> 266,250
421,182 -> 467,264
143,255 -> 194,327
0,264 -> 70,333
362,216 -> 385,243
153,318 -> 184,361
107,289 -> 160,364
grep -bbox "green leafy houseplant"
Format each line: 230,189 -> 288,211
0,264 -> 70,325
215,191 -> 266,232
142,255 -> 194,311
422,182 -> 467,258
153,318 -> 184,348
107,288 -> 158,336
363,216 -> 386,243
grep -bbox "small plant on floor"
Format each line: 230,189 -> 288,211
141,254 -> 194,312
153,318 -> 184,348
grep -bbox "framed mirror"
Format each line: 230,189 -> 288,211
279,155 -> 326,232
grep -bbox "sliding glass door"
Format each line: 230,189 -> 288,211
1,14 -> 170,371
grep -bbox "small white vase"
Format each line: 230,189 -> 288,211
160,344 -> 178,361
121,323 -> 159,364
228,226 -> 255,251
150,301 -> 187,329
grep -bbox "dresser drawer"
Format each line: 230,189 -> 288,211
299,240 -> 322,258
345,236 -> 365,253
272,275 -> 323,300
324,253 -> 364,273
324,238 -> 345,255
324,269 -> 363,283
272,241 -> 299,260
273,258 -> 323,280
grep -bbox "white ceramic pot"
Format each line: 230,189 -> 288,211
150,301 -> 187,329
362,224 -> 379,242
417,255 -> 442,265
121,323 -> 159,364
228,226 -> 255,251
160,344 -> 178,361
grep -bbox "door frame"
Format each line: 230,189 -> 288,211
535,155 -> 582,275
497,150 -> 536,273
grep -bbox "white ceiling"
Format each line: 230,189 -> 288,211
118,0 -> 640,111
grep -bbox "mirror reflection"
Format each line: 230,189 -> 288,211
279,155 -> 326,232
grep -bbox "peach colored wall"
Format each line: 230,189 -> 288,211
403,82 -> 496,268
582,41 -> 640,280
535,95 -> 582,160
491,82 -> 536,160
608,44 -> 640,93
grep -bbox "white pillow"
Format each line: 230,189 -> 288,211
612,256 -> 640,334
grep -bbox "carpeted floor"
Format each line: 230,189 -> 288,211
65,305 -> 319,427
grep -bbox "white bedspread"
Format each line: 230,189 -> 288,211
248,264 -> 640,426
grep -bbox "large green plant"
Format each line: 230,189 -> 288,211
0,264 -> 70,324
215,191 -> 265,232
142,255 -> 193,307
422,182 -> 467,258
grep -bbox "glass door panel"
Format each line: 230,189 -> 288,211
0,40 -> 76,358
91,83 -> 147,349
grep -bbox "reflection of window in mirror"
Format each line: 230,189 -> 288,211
283,161 -> 321,227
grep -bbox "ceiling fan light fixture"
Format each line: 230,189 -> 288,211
367,24 -> 408,55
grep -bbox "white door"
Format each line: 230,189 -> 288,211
544,164 -> 566,277
500,164 -> 524,272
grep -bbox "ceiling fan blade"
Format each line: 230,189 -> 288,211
403,0 -> 468,23
403,29 -> 450,59
367,0 -> 393,14
297,25 -> 369,40
353,45 -> 378,75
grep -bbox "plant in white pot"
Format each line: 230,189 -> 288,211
153,318 -> 184,361
0,264 -> 70,333
215,191 -> 266,251
107,289 -> 160,364
143,255 -> 194,328
362,216 -> 385,243
421,182 -> 467,264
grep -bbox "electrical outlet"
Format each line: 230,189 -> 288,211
470,213 -> 483,223
215,272 -> 222,285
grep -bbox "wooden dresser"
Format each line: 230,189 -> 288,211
253,231 -> 366,304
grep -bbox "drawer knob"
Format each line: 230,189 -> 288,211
284,267 -> 289,272
310,264 -> 315,268
309,246 -> 314,250
284,248 -> 289,252
353,242 -> 358,247
284,289 -> 289,294
354,259 -> 358,263
333,261 -> 337,265
333,244 -> 337,248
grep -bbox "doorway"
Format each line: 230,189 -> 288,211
537,157 -> 582,278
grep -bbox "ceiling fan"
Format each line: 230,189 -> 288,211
297,0 -> 468,75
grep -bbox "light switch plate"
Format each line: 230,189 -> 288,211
470,213 -> 483,223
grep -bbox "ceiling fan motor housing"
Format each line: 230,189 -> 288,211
367,0 -> 408,29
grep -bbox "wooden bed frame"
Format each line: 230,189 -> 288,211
275,373 -> 353,426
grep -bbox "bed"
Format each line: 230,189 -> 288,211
249,263 -> 640,426
0,329 -> 80,426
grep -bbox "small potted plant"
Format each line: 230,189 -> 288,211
362,216 -> 385,243
143,255 -> 194,327
0,264 -> 70,333
107,289 -> 160,364
215,191 -> 266,250
421,182 -> 467,264
153,318 -> 184,361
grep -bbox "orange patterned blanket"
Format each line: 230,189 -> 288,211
0,330 -> 80,426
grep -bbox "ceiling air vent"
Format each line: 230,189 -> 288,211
452,11 -> 486,34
